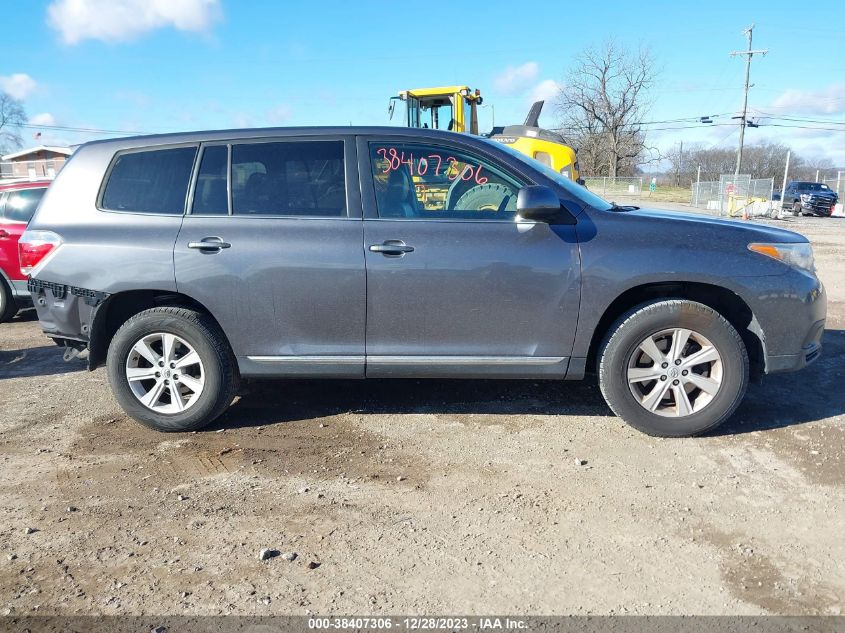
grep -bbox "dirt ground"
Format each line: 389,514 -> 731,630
1,206 -> 843,616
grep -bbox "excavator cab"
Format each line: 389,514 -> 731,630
390,86 -> 482,134
389,88 -> 580,182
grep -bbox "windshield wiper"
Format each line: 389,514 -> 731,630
608,201 -> 640,212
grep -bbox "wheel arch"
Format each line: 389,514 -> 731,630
88,289 -> 228,370
586,281 -> 765,380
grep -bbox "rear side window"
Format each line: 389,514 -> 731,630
101,146 -> 197,214
1,188 -> 47,223
231,141 -> 346,217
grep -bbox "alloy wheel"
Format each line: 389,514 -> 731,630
627,328 -> 723,418
125,332 -> 205,414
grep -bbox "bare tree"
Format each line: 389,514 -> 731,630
0,92 -> 27,153
792,156 -> 835,182
556,42 -> 658,177
662,140 -> 840,186
665,141 -> 797,184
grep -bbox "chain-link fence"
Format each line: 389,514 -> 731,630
691,180 -> 721,209
822,174 -> 844,199
691,175 -> 774,216
582,177 -> 643,198
750,177 -> 774,200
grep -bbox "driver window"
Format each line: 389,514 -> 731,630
369,142 -> 524,221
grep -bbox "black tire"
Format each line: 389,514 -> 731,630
598,300 -> 749,437
453,183 -> 518,212
0,278 -> 18,323
106,307 -> 239,432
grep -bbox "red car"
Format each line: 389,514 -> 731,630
0,181 -> 51,322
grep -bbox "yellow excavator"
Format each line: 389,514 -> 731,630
389,85 -> 580,181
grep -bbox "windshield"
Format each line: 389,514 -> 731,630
419,100 -> 455,131
484,139 -> 613,211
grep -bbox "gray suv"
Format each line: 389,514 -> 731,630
23,127 -> 825,437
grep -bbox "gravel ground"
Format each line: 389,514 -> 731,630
0,207 -> 843,616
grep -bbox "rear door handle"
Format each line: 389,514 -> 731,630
369,240 -> 414,256
188,236 -> 231,252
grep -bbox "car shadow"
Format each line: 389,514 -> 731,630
1,310 -> 85,379
212,375 -> 613,431
0,345 -> 83,379
211,328 -> 845,436
8,308 -> 39,322
714,328 -> 845,435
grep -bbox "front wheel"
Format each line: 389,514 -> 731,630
598,300 -> 749,437
107,307 -> 239,432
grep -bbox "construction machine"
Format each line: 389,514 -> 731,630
389,86 -> 580,181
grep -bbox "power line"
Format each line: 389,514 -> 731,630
750,113 -> 845,126
759,123 -> 845,132
19,122 -> 153,135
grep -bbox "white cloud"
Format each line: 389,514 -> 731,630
770,84 -> 845,115
529,79 -> 562,104
493,62 -> 539,95
47,0 -> 222,45
29,112 -> 57,126
232,113 -> 252,128
265,105 -> 292,125
0,73 -> 37,100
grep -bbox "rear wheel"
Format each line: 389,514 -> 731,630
107,307 -> 238,432
598,300 -> 749,437
0,278 -> 18,323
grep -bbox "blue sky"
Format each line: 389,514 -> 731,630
3,0 -> 845,168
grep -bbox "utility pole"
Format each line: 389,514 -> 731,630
731,25 -> 768,178
675,140 -> 683,186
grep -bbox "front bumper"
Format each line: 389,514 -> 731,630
800,200 -> 836,215
745,270 -> 826,375
765,319 -> 824,373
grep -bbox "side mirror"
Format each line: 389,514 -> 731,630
517,185 -> 572,223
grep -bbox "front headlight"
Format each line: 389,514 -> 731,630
748,242 -> 815,272
800,193 -> 811,201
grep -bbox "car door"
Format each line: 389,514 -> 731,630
358,136 -> 581,378
174,136 -> 366,377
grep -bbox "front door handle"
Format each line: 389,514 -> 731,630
369,240 -> 414,256
188,236 -> 231,252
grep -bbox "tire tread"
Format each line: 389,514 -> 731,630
107,307 -> 239,432
598,299 -> 749,437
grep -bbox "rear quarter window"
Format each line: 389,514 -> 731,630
101,146 -> 197,214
